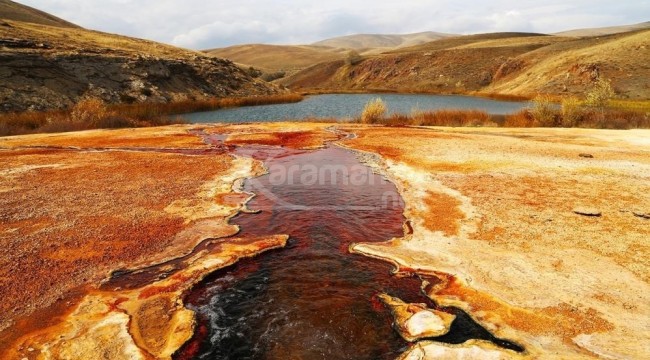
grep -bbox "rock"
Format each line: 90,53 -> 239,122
378,294 -> 455,342
398,340 -> 526,360
0,40 -> 280,112
579,153 -> 594,158
633,211 -> 650,219
573,207 -> 602,217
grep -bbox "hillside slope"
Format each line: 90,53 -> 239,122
205,44 -> 348,72
0,0 -> 78,28
555,21 -> 650,37
282,30 -> 650,100
312,31 -> 455,51
0,20 -> 280,112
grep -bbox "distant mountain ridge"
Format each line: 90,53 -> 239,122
311,31 -> 456,50
0,0 -> 79,28
554,21 -> 650,37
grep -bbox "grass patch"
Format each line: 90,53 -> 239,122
356,100 -> 649,129
360,98 -> 387,124
382,109 -> 495,127
0,94 -> 303,136
359,108 -> 496,127
505,107 -> 650,129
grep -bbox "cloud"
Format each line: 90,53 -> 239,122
20,0 -> 650,49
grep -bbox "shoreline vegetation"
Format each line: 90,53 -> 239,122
363,103 -> 650,129
358,80 -> 650,129
0,93 -> 304,136
2,90 -> 649,137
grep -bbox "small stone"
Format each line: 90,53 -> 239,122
573,207 -> 602,217
633,211 -> 650,219
579,153 -> 594,158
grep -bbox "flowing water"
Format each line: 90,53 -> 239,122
184,93 -> 529,123
172,141 -> 523,359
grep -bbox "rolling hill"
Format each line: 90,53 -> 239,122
554,21 -> 650,37
205,44 -> 349,73
281,29 -> 650,100
204,32 -> 457,77
0,0 -> 79,28
312,31 -> 455,51
0,9 -> 280,112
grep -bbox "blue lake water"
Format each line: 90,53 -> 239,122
184,94 -> 530,123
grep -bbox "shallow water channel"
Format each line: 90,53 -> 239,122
171,140 -> 523,359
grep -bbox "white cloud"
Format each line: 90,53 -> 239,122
19,0 -> 650,49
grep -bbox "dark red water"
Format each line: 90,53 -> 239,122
174,144 -> 523,359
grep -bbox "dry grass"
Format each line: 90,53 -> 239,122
505,107 -> 650,129
360,98 -> 387,124
375,109 -> 495,127
368,103 -> 648,129
111,93 -> 303,120
560,97 -> 582,127
0,94 -> 303,136
530,95 -> 558,127
609,99 -> 650,112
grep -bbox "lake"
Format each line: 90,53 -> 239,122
184,94 -> 529,123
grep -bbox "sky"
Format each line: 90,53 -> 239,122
21,0 -> 650,49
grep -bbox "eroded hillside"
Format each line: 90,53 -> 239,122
0,19 -> 281,112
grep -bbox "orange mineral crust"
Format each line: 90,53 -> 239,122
0,126 -> 209,149
0,127 -> 263,352
1,123 -> 649,360
204,122 -> 341,149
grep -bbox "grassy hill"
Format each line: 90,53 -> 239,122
282,30 -> 650,100
0,0 -> 79,28
205,44 -> 349,73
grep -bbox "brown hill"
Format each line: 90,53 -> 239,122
312,31 -> 455,51
205,44 -> 348,73
0,19 -> 280,112
282,30 -> 650,100
0,0 -> 79,28
554,21 -> 650,37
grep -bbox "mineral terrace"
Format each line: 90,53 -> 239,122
0,123 -> 648,359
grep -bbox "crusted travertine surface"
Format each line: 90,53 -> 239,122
343,125 -> 650,359
2,123 -> 648,359
9,235 -> 288,360
0,126 -> 272,357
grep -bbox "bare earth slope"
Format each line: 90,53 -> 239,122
0,20 -> 280,112
0,0 -> 79,28
282,30 -> 650,99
